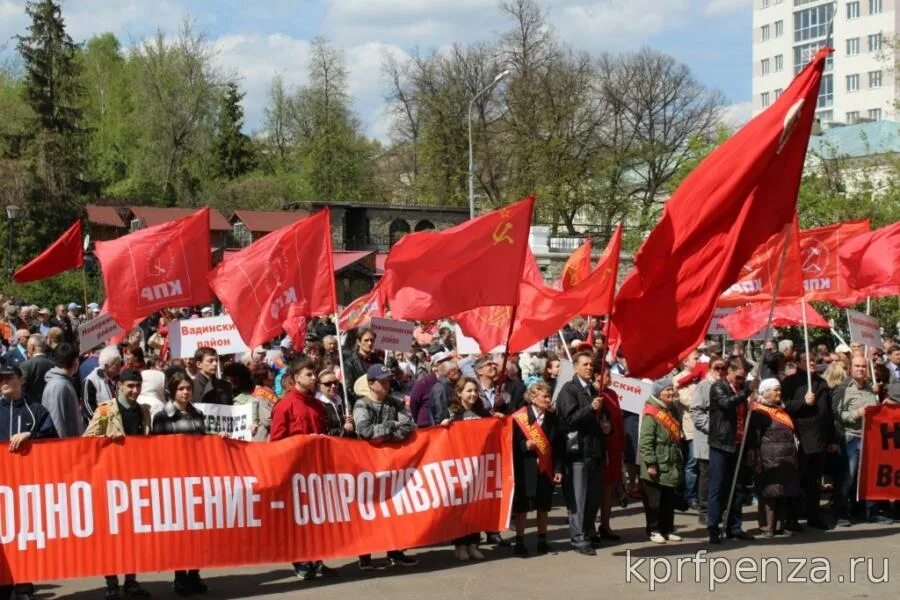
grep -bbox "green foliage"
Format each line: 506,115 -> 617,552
214,81 -> 256,179
3,268 -> 104,309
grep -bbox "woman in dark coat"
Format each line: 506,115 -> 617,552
512,382 -> 563,556
746,378 -> 801,537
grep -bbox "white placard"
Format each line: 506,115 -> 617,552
707,307 -> 736,336
78,312 -> 123,353
195,402 -> 253,441
847,309 -> 883,350
610,373 -> 652,414
170,316 -> 249,359
370,317 -> 415,352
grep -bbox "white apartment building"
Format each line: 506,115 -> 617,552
752,0 -> 899,125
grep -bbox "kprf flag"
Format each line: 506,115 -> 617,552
95,208 -> 212,329
208,209 -> 336,348
13,220 -> 83,283
384,196 -> 534,321
559,238 -> 592,290
612,48 -> 831,378
720,299 -> 828,341
338,277 -> 388,331
838,221 -> 900,303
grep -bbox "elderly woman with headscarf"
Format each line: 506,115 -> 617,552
639,377 -> 684,544
746,378 -> 800,538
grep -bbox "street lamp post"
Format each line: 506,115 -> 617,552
468,69 -> 510,219
6,205 -> 20,281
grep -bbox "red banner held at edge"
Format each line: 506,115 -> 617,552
13,220 -> 84,284
858,404 -> 900,501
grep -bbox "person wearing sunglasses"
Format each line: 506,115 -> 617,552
316,369 -> 354,436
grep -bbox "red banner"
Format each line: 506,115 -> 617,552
0,419 -> 513,584
859,404 -> 900,501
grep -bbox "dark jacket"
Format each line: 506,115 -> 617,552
192,372 -> 234,405
746,405 -> 801,498
782,371 -> 837,454
638,396 -> 684,488
2,347 -> 27,368
343,350 -> 378,401
504,378 -> 527,413
0,395 -> 56,440
760,349 -> 783,380
49,315 -> 77,344
151,402 -> 206,435
428,377 -> 454,425
708,379 -> 751,453
555,376 -> 606,463
512,405 -> 563,498
20,354 -> 56,405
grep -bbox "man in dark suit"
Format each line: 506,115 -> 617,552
556,351 -> 609,555
19,334 -> 56,405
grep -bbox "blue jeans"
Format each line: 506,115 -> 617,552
842,436 -> 877,520
682,439 -> 698,504
707,447 -> 742,535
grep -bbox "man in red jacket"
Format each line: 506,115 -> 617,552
269,357 -> 338,581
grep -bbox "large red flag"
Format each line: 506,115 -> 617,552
720,219 -> 870,306
208,209 -> 336,348
384,196 -> 534,321
720,299 -> 828,341
95,208 -> 212,329
611,48 -> 830,378
338,277 -> 388,331
837,221 -> 900,303
559,238 -> 592,290
13,220 -> 83,283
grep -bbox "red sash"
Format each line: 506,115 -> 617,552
512,407 -> 554,479
643,403 -> 683,442
752,402 -> 796,432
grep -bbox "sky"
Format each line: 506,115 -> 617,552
0,0 -> 754,141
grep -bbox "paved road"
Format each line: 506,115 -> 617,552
41,501 -> 900,600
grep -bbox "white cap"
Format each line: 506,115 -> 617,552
201,306 -> 214,314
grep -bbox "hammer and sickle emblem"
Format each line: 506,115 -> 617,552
493,221 -> 514,245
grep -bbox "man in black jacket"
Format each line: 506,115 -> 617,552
707,359 -> 755,544
191,347 -> 233,405
782,366 -> 839,529
556,352 -> 609,555
19,334 -> 55,405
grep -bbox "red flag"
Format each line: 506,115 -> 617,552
13,221 -> 83,283
208,209 -> 336,348
611,48 -> 830,378
95,208 -> 212,329
338,278 -> 388,331
559,239 -> 592,290
838,221 -> 900,303
720,219 -> 870,306
283,303 -> 310,350
384,196 -> 534,321
720,299 -> 828,340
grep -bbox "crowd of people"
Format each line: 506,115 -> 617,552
1,299 -> 899,600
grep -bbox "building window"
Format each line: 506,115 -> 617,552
761,58 -> 771,75
762,24 -> 770,41
775,88 -> 783,99
762,0 -> 769,7
846,38 -> 860,55
847,1 -> 860,18
869,0 -> 882,14
868,33 -> 882,52
818,110 -> 833,122
794,41 -> 832,73
846,74 -> 860,92
846,111 -> 860,123
868,70 -> 882,88
818,74 -> 833,107
794,4 -> 834,42
775,20 -> 784,37
867,108 -> 882,121
775,54 -> 784,71
761,92 -> 771,108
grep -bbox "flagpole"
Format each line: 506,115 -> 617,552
333,312 -> 353,419
558,330 -> 573,361
81,265 -> 89,315
800,298 -> 813,390
722,221 -> 793,536
865,297 -> 876,385
496,303 -> 520,411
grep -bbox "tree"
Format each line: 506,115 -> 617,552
261,74 -> 292,173
213,81 -> 255,179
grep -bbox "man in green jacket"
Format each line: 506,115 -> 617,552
639,378 -> 684,544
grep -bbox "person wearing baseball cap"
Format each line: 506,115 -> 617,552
352,363 -> 418,569
83,367 -> 152,599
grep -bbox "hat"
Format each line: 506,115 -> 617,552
67,302 -> 81,310
651,377 -> 674,397
280,337 -> 293,349
201,306 -> 213,314
430,350 -> 453,365
835,343 -> 851,353
87,302 -> 99,310
37,308 -> 50,316
366,364 -> 392,381
4,305 -> 17,318
758,378 -> 781,396
0,365 -> 22,379
887,381 -> 900,404
118,368 -> 143,383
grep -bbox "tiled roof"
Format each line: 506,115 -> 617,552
129,206 -> 231,231
85,205 -> 126,228
231,209 -> 310,233
333,251 -> 375,272
810,120 -> 900,159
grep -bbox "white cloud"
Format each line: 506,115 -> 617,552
553,1 -> 692,50
704,0 -> 748,17
721,100 -> 753,128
